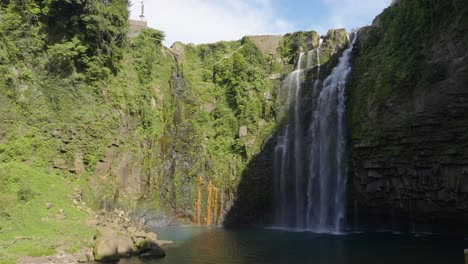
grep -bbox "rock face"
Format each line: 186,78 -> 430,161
246,35 -> 281,56
129,19 -> 147,39
347,1 -> 468,234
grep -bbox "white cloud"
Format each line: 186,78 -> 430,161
129,0 -> 391,46
129,0 -> 293,46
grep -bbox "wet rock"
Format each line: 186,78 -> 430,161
156,240 -> 174,246
368,169 -> 383,178
131,231 -> 148,247
146,232 -> 157,241
135,239 -> 166,258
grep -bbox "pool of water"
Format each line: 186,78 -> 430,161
118,227 -> 467,264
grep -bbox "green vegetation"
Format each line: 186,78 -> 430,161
0,0 -> 358,260
0,1 -> 132,262
0,0 -> 129,79
0,162 -> 93,264
157,37 -> 279,210
0,0 -> 282,259
278,31 -> 320,63
349,0 -> 467,141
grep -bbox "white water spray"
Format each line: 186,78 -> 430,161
273,34 -> 355,233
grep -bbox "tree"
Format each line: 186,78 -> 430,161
42,0 -> 129,78
0,0 -> 44,63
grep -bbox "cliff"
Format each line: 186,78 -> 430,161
348,0 -> 468,233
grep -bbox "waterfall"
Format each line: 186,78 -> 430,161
313,38 -> 323,94
306,50 -> 314,69
273,34 -> 355,233
293,53 -> 304,227
306,38 -> 323,71
316,38 -> 323,76
273,52 -> 304,227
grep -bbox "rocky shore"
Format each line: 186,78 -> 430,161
18,203 -> 172,263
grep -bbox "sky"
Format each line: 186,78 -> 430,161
129,0 -> 392,46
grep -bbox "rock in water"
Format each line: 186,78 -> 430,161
146,232 -> 157,241
136,239 -> 166,258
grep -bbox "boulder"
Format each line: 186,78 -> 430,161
93,230 -> 119,262
85,251 -> 94,262
127,226 -> 137,234
131,231 -> 147,247
117,236 -> 134,257
146,232 -> 157,241
135,239 -> 166,258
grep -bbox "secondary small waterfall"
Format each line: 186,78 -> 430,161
273,52 -> 305,227
273,35 -> 355,233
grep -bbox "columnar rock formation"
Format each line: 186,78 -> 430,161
347,1 -> 468,233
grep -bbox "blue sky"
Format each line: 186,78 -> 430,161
129,0 -> 391,46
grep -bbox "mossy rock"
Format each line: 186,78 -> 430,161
135,239 -> 166,258
93,235 -> 119,262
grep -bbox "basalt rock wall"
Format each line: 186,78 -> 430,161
347,0 -> 468,234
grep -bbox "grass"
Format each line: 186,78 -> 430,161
0,162 -> 95,264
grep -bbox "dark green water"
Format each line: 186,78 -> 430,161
119,227 -> 466,264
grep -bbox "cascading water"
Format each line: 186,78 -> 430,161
273,34 -> 355,233
293,53 -> 304,227
273,52 -> 305,227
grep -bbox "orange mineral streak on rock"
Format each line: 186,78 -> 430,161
220,190 -> 224,224
196,176 -> 203,225
206,181 -> 213,225
213,187 -> 219,225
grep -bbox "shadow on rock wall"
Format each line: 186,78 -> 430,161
223,48 -> 349,227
